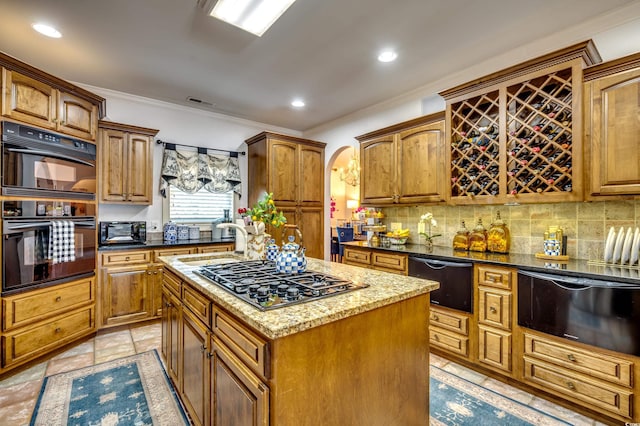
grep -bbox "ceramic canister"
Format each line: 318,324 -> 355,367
189,226 -> 200,240
163,221 -> 178,242
177,225 -> 190,240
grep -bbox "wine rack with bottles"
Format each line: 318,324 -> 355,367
450,91 -> 500,199
442,40 -> 599,204
505,68 -> 575,197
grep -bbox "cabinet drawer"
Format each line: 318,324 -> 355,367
429,307 -> 469,335
182,284 -> 211,326
524,357 -> 633,420
343,248 -> 371,266
476,265 -> 512,290
101,250 -> 151,266
524,332 -> 633,388
162,269 -> 182,297
197,244 -> 234,253
430,327 -> 469,357
3,306 -> 95,368
3,278 -> 95,331
372,252 -> 407,274
213,307 -> 269,379
478,325 -> 511,372
478,287 -> 511,330
154,247 -> 194,262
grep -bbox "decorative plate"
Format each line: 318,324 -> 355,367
621,227 -> 634,264
612,226 -> 625,264
631,228 -> 640,266
603,226 -> 616,262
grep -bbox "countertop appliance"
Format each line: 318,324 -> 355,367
518,270 -> 640,356
99,221 -> 146,245
195,260 -> 368,311
2,121 -> 96,200
408,256 -> 474,313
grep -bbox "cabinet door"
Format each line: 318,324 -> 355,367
101,264 -> 151,326
211,337 -> 269,426
2,69 -> 57,129
478,325 -> 511,372
161,290 -> 181,384
182,309 -> 210,426
100,128 -> 129,202
57,91 -> 97,141
149,265 -> 163,318
586,68 -> 640,196
397,121 -> 445,203
298,207 -> 324,260
298,144 -> 324,204
268,140 -> 298,204
360,135 -> 397,204
126,133 -> 153,204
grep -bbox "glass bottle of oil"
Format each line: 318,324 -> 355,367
452,220 -> 470,251
487,210 -> 510,253
469,218 -> 488,252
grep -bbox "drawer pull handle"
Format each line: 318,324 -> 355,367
567,381 -> 575,390
567,354 -> 577,362
489,306 -> 497,313
55,327 -> 61,333
55,296 -> 62,302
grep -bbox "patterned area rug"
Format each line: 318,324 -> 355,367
430,365 -> 571,425
30,350 -> 189,426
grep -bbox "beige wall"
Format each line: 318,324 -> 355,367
381,200 -> 639,260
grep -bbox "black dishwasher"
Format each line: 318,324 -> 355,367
408,257 -> 473,313
518,270 -> 640,356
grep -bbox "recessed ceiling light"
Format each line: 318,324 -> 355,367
32,23 -> 62,38
291,99 -> 305,108
206,0 -> 297,37
377,50 -> 397,63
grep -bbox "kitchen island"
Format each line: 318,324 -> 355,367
159,252 -> 439,426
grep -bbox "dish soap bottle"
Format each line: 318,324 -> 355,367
487,211 -> 510,253
469,218 -> 488,252
452,220 -> 470,251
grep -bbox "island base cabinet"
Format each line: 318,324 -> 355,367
269,294 -> 430,426
161,289 -> 181,385
211,336 -> 269,426
181,308 -> 209,426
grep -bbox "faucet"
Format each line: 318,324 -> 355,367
216,223 -> 248,259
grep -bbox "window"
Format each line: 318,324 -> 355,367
167,186 -> 234,223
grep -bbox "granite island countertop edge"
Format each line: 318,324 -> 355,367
159,253 -> 439,340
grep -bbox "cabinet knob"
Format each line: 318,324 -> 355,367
148,271 -> 152,275
200,344 -> 206,353
567,353 -> 576,362
431,314 -> 439,321
165,302 -> 172,308
433,334 -> 440,341
55,327 -> 61,333
489,306 -> 497,314
566,381 -> 575,390
55,296 -> 62,302
206,352 -> 213,359
125,256 -> 130,261
154,271 -> 158,275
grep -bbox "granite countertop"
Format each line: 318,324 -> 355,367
343,241 -> 640,284
98,237 -> 236,251
158,252 -> 439,340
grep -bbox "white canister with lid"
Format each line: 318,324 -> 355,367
177,225 -> 190,240
189,226 -> 200,240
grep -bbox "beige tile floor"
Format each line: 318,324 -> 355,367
0,321 -> 603,426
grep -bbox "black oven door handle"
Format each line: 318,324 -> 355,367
409,256 -> 473,270
4,220 -> 96,231
519,269 -> 640,290
6,147 -> 95,167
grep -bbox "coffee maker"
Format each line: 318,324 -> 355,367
212,209 -> 234,239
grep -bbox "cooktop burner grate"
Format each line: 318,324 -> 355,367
194,260 -> 367,310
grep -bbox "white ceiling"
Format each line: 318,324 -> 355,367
1,0 -> 639,132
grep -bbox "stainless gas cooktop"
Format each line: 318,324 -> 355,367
194,260 -> 368,311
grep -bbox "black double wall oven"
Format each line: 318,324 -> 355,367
1,122 -> 97,295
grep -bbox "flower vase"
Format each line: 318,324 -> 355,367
245,221 -> 268,260
424,239 -> 433,253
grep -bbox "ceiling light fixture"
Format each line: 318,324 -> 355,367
199,0 -> 297,37
291,99 -> 305,108
32,23 -> 62,38
377,50 -> 397,63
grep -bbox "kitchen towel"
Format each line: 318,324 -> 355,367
48,220 -> 76,264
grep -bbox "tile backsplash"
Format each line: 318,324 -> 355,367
380,200 -> 640,260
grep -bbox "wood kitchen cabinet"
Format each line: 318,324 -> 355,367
246,132 -> 325,259
0,277 -> 96,373
342,245 -> 408,274
181,308 -> 210,426
429,305 -> 471,358
1,66 -> 102,141
475,264 -> 515,374
440,40 -> 601,205
583,52 -> 640,199
357,112 -> 446,205
161,271 -> 182,385
99,120 -> 158,204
